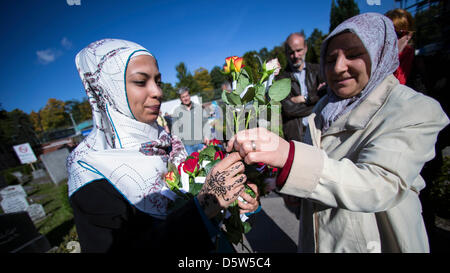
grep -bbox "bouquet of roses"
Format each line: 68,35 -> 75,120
163,139 -> 278,248
221,56 -> 291,136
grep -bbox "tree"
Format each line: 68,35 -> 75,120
268,45 -> 288,73
258,47 -> 270,62
30,110 -> 43,134
78,98 -> 92,122
329,0 -> 360,32
175,62 -> 200,95
210,65 -> 228,90
306,28 -> 326,64
243,50 -> 262,83
64,98 -> 92,124
193,68 -> 214,101
193,68 -> 214,91
161,82 -> 178,101
0,108 -> 41,168
414,2 -> 444,49
40,98 -> 70,131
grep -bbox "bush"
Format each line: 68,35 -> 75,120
1,164 -> 33,186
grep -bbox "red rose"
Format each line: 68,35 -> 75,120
191,152 -> 200,159
183,157 -> 200,175
209,139 -> 221,146
214,150 -> 224,160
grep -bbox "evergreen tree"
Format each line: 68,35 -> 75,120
161,82 -> 178,101
175,62 -> 200,95
210,65 -> 228,90
306,28 -> 326,64
329,0 -> 360,32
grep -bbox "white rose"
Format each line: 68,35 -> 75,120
266,58 -> 281,76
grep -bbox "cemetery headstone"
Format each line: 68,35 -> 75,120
32,169 -> 47,180
0,185 -> 27,199
0,211 -> 51,253
25,204 -> 46,223
40,148 -> 70,185
0,195 -> 29,214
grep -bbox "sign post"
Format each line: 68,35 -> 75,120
13,143 -> 37,165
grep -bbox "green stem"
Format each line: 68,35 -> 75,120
233,111 -> 238,135
245,109 -> 252,129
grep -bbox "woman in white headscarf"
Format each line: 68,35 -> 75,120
67,39 -> 258,252
227,13 -> 449,252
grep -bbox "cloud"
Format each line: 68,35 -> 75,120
61,37 -> 72,49
36,49 -> 62,64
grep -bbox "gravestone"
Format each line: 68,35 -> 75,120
11,171 -> 32,184
0,185 -> 27,199
0,195 -> 29,214
40,148 -> 70,185
32,169 -> 47,180
25,204 -> 46,223
0,212 -> 51,253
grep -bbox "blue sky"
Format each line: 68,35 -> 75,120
0,0 -> 399,114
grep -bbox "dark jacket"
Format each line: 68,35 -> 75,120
276,63 -> 326,142
70,179 -> 215,252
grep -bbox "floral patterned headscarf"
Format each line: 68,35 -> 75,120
67,39 -> 186,218
319,13 -> 399,133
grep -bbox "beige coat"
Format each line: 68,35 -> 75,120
279,75 -> 449,253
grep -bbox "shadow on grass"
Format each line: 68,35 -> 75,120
45,205 -> 62,215
45,218 -> 75,247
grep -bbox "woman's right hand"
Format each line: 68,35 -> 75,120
226,127 -> 290,168
197,152 -> 246,219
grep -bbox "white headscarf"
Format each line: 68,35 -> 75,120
67,39 -> 186,218
319,13 -> 399,132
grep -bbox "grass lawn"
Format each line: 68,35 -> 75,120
27,179 -> 79,252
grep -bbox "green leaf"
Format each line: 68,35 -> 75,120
241,86 -> 256,104
221,90 -> 242,105
243,66 -> 254,84
228,92 -> 242,105
189,181 -> 203,196
244,184 -> 256,198
243,221 -> 252,234
204,159 -> 220,175
199,145 -> 216,161
235,69 -> 250,96
221,90 -> 231,105
268,78 -> 291,102
254,84 -> 266,104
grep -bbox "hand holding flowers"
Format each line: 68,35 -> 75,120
164,139 -> 265,248
197,152 -> 247,219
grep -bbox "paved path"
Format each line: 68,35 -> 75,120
235,191 -> 300,253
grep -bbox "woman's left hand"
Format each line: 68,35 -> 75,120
238,182 -> 260,215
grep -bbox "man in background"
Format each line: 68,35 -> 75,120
171,87 -> 208,155
277,32 -> 326,142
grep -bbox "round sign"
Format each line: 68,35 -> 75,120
18,145 -> 28,153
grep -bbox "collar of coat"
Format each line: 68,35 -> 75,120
311,75 -> 399,137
